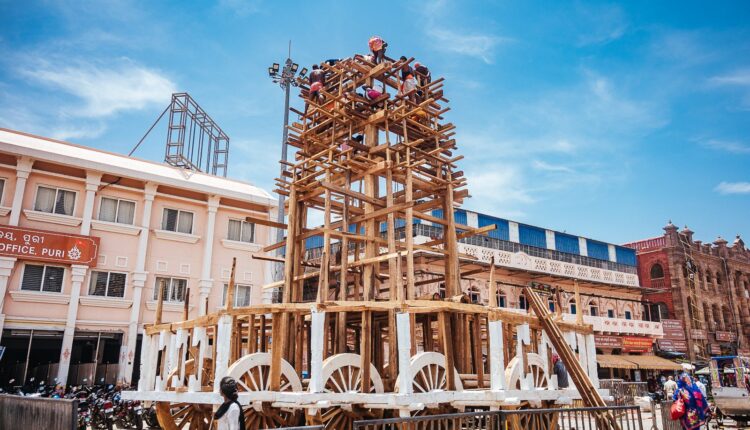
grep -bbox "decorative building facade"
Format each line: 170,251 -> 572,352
625,222 -> 750,363
0,128 -> 276,387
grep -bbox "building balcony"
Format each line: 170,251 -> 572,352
561,314 -> 664,337
455,242 -> 640,288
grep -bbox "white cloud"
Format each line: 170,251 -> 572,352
20,58 -> 177,118
702,139 -> 750,154
218,0 -> 263,16
715,182 -> 750,195
531,160 -> 575,173
710,69 -> 750,86
427,28 -> 508,64
50,123 -> 107,141
576,3 -> 628,46
465,164 -> 533,216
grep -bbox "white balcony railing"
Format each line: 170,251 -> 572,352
562,314 -> 664,337
454,242 -> 640,288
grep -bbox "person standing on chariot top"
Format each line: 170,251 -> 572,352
368,36 -> 387,64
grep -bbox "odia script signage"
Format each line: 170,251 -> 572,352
0,224 -> 99,266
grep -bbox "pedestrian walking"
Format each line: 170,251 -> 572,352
671,373 -> 709,430
552,353 -> 569,388
214,376 -> 245,430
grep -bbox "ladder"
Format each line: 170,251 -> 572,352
524,286 -> 621,430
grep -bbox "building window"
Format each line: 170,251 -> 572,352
569,301 -> 577,315
88,271 -> 127,298
548,298 -> 555,312
650,263 -> 664,279
21,264 -> 65,293
438,283 -> 446,299
34,186 -> 76,216
497,293 -> 506,308
468,287 -> 480,304
607,308 -> 615,318
227,219 -> 255,243
153,277 -> 187,302
624,310 -> 632,320
98,197 -> 136,225
222,283 -> 252,307
161,208 -> 194,234
590,304 -> 599,317
519,295 -> 527,310
0,178 -> 5,204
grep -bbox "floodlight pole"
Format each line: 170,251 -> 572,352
269,43 -> 301,283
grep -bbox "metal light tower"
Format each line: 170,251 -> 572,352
268,43 -> 307,283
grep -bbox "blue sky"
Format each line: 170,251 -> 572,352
1,0 -> 749,245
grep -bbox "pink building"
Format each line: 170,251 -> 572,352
0,128 -> 277,387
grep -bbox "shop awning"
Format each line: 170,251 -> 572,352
623,355 -> 683,371
597,354 -> 638,369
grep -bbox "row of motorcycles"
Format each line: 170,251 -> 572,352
1,377 -> 161,429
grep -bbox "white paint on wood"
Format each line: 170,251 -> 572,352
213,314 -> 233,392
189,327 -> 208,392
396,312 -> 413,395
309,310 -> 325,393
585,333 -> 599,388
488,320 -> 506,391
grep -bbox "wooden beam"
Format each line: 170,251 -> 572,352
245,215 -> 288,230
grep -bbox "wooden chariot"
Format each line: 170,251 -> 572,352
124,54 -> 611,429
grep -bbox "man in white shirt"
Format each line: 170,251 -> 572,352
664,375 -> 678,398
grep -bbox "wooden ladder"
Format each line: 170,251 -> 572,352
524,286 -> 622,430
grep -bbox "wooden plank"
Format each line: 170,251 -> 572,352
244,215 -> 288,230
473,315 -> 484,388
438,311 -> 456,390
420,224 -> 496,248
360,311 -> 372,393
226,257 -> 237,312
320,181 -> 385,208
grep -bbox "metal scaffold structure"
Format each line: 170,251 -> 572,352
125,51 -> 615,430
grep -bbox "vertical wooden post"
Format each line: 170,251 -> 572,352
360,311 -> 372,392
155,279 -> 166,325
488,256 -> 497,308
488,318 -> 506,391
226,258 -> 237,311
438,311 -> 456,390
442,169 -> 460,297
473,315 -> 484,388
574,279 -> 583,325
182,288 -> 190,321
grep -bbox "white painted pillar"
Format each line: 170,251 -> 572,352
466,211 -> 478,228
488,320 -> 506,391
585,333 -> 599,388
607,244 -> 617,263
0,256 -> 17,343
578,238 -> 588,257
8,156 -> 33,226
213,314 -> 233,392
57,264 -> 88,385
80,172 -> 102,236
545,230 -> 556,250
396,312 -> 413,418
198,195 -> 220,315
516,323 -> 531,389
120,183 -> 157,384
309,310 -> 325,393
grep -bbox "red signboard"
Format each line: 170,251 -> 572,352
0,224 -> 99,266
595,335 -> 623,349
657,339 -> 688,352
623,336 -> 653,353
662,319 -> 686,340
690,329 -> 707,340
710,344 -> 722,355
715,331 -> 736,342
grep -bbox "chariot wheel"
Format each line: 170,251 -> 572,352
155,358 -> 213,430
505,353 -> 550,389
225,352 -> 303,429
306,353 -> 384,429
395,351 -> 464,420
506,402 -> 560,430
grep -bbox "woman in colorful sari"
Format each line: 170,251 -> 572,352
673,372 -> 710,430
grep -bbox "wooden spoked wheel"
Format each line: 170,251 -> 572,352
505,353 -> 550,389
156,358 -> 213,430
395,352 -> 464,423
306,353 -> 384,429
506,402 -> 559,430
225,352 -> 303,429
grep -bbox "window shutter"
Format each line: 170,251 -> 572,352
55,189 -> 75,215
162,209 -> 178,231
99,198 -> 117,222
228,220 -> 241,241
108,273 -> 126,297
21,265 -> 44,291
177,211 -> 193,234
89,271 -> 108,296
154,277 -> 169,300
0,179 -> 5,202
35,187 -> 56,213
43,266 -> 65,292
117,200 -> 135,224
241,222 -> 255,243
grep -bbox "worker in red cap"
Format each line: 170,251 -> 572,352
552,353 -> 570,388
368,36 -> 388,64
414,61 -> 431,86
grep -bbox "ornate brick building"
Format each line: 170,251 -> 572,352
626,222 -> 750,363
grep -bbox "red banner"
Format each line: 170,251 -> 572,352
595,335 -> 623,348
657,339 -> 688,352
0,224 -> 99,266
715,331 -> 736,342
662,319 -> 686,340
623,336 -> 653,352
